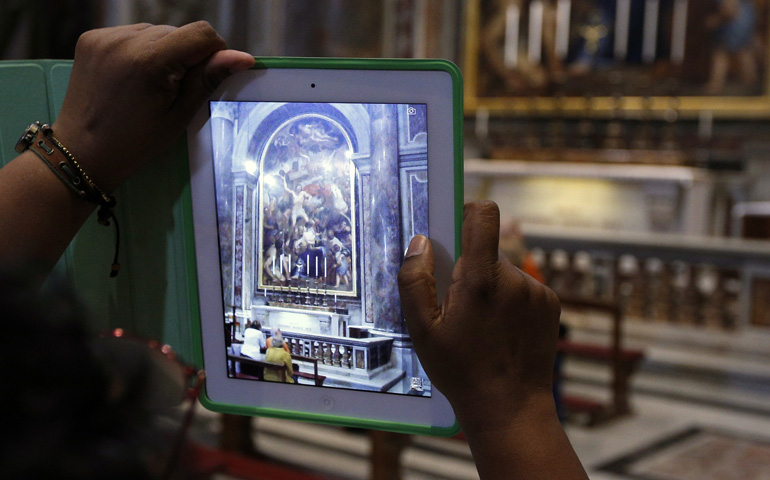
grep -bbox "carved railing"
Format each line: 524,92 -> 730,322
280,331 -> 394,374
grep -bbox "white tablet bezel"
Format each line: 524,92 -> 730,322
187,60 -> 459,434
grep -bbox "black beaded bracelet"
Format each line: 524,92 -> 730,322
16,122 -> 121,277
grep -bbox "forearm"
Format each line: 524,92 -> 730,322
458,393 -> 588,480
0,150 -> 96,273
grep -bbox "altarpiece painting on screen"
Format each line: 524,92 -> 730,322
210,101 -> 432,395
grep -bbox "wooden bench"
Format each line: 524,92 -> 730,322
227,353 -> 327,386
290,353 -> 326,386
227,353 -> 287,381
557,296 -> 646,425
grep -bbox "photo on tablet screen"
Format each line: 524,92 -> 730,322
210,101 -> 431,397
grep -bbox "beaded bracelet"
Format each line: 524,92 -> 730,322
16,122 -> 121,277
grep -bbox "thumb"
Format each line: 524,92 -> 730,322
178,49 -> 255,119
462,201 -> 501,269
398,235 -> 441,344
203,49 -> 256,88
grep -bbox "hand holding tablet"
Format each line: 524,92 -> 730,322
187,57 -> 463,435
399,204 -> 587,479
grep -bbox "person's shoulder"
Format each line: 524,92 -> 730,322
245,329 -> 259,338
277,348 -> 292,359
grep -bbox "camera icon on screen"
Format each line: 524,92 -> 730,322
406,106 -> 417,116
410,377 -> 424,392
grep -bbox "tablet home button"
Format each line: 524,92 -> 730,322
319,396 -> 334,411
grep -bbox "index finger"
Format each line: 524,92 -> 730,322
150,21 -> 227,69
461,201 -> 501,269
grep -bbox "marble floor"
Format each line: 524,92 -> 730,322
185,320 -> 770,479
564,318 -> 770,480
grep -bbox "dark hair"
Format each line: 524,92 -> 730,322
250,321 -> 262,330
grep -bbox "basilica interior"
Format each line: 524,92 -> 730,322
211,101 -> 432,394
6,1 -> 770,479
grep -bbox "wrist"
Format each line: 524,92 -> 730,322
1,150 -> 97,271
457,390 -> 588,480
16,120 -> 122,277
50,119 -> 122,193
454,387 -> 558,438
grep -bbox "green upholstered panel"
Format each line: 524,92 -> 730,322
0,63 -> 50,166
113,138 -> 196,360
47,63 -> 71,119
0,60 -> 196,362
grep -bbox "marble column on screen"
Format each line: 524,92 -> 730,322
211,102 -> 238,318
212,102 -> 257,333
367,104 -> 404,335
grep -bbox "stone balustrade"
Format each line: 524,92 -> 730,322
280,331 -> 394,374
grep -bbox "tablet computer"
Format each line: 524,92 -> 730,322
186,57 -> 463,436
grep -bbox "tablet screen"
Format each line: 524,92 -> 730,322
210,100 -> 432,397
